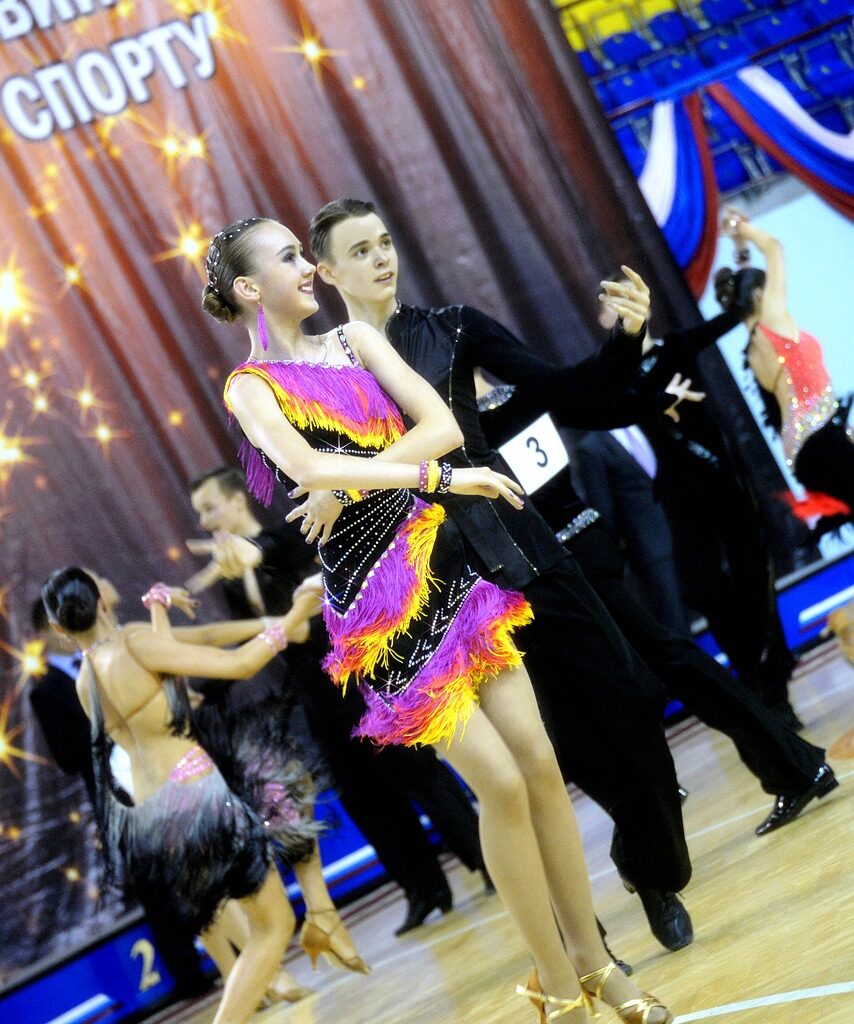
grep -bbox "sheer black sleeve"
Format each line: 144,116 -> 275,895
661,310 -> 741,360
461,306 -> 648,429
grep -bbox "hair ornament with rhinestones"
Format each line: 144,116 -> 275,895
202,217 -> 270,324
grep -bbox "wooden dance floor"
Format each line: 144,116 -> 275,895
155,641 -> 853,1024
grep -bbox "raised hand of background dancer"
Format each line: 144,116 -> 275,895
185,532 -> 261,583
663,372 -> 706,422
721,205 -> 748,239
599,265 -> 650,336
285,487 -> 342,545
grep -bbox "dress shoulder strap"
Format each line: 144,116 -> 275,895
336,324 -> 360,367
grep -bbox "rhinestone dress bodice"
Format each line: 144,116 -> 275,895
756,324 -> 837,465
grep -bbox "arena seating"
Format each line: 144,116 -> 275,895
554,0 -> 853,196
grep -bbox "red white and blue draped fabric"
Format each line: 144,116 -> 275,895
708,66 -> 854,220
637,93 -> 719,296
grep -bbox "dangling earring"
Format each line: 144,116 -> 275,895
257,302 -> 269,352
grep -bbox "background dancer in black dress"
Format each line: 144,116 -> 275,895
41,568 -> 317,1024
29,591 -> 217,999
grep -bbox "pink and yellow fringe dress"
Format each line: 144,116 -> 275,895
224,342 -> 531,748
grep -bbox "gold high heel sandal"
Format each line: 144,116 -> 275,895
265,971 -> 314,1004
579,961 -> 673,1024
516,970 -> 592,1022
299,908 -> 371,975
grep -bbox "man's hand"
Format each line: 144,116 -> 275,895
185,532 -> 262,580
285,488 -> 343,546
600,265 -> 650,336
293,572 -> 324,607
663,373 -> 706,422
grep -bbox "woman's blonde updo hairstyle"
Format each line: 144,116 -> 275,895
201,217 -> 272,323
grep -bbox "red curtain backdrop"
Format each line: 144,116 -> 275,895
0,0 -> 708,977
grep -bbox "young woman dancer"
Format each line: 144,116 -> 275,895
201,216 -> 674,1023
715,209 -> 854,516
716,210 -> 854,667
139,575 -> 372,992
42,567 -> 363,1024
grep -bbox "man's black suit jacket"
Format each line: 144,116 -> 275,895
29,661 -> 95,802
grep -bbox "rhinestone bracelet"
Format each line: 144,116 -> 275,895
437,461 -> 453,494
259,622 -> 288,653
142,583 -> 172,609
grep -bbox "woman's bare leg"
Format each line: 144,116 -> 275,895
479,665 -> 669,1019
437,704 -> 587,1014
204,886 -> 309,1002
210,868 -> 295,1024
200,903 -> 242,980
293,844 -> 335,913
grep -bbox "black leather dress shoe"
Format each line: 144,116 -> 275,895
394,886 -> 453,936
481,868 -> 496,895
632,887 -> 694,951
678,786 -> 689,804
755,763 -> 838,836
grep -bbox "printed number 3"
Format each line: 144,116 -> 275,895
526,436 -> 548,468
131,938 -> 162,992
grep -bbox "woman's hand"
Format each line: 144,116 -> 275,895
449,467 -> 525,508
722,206 -> 744,234
663,372 -> 706,422
722,206 -> 758,260
599,266 -> 650,336
168,587 -> 199,620
285,488 -> 343,545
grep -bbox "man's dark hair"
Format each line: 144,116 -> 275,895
309,198 -> 376,262
189,466 -> 247,497
31,595 -> 50,633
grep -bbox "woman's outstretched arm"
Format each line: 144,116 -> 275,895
172,591 -> 320,646
229,373 -> 430,493
729,211 -> 795,336
227,320 -> 465,492
125,620 -> 288,680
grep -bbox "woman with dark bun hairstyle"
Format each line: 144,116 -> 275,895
41,566 -> 327,1023
715,209 -> 854,516
202,216 -> 674,1023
